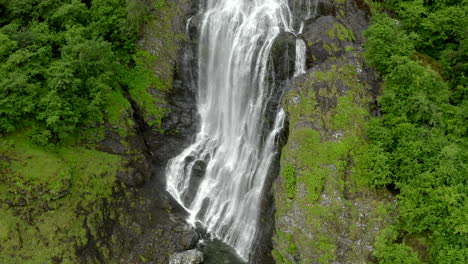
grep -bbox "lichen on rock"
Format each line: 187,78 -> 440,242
272,0 -> 397,263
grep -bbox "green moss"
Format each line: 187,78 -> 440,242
283,164 -> 297,199
323,43 -> 333,55
0,133 -> 122,263
331,43 -> 340,52
326,28 -> 336,39
124,49 -> 169,129
345,45 -> 355,52
326,23 -> 356,42
333,95 -> 368,130
273,231 -> 300,264
105,90 -> 135,137
272,249 -> 293,264
279,231 -> 298,255
274,63 -> 388,263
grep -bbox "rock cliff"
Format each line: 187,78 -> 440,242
271,0 -> 396,263
0,1 -> 398,263
0,0 -> 201,263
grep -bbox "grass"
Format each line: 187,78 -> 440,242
0,133 -> 122,263
124,49 -> 170,129
105,89 -> 135,137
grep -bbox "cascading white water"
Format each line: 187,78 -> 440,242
306,0 -> 319,19
166,0 -> 292,260
294,39 -> 307,76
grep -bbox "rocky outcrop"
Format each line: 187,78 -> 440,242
272,0 -> 396,263
76,0 -> 204,263
169,249 -> 204,264
142,0 -> 200,185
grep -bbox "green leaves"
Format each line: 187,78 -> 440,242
374,227 -> 422,264
364,14 -> 415,73
0,32 -> 17,58
0,0 -> 148,144
363,1 -> 468,262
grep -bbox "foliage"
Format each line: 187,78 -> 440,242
0,0 -> 172,262
0,133 -> 122,263
364,14 -> 415,73
283,164 -> 297,199
362,1 -> 468,263
0,0 -> 155,143
374,227 -> 422,264
122,49 -> 169,128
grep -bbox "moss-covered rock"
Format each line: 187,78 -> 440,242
0,1 -> 200,263
273,1 -> 397,263
273,57 -> 396,264
0,134 -> 122,263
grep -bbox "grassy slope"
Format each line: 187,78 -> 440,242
0,134 -> 120,263
0,1 -> 182,263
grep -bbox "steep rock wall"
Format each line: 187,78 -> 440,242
272,0 -> 396,263
0,1 -> 201,263
91,0 -> 203,263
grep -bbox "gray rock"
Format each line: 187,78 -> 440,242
97,130 -> 126,154
303,16 -> 347,64
270,32 -> 297,82
169,249 -> 204,264
117,170 -> 143,187
191,160 -> 207,179
180,226 -> 200,250
182,160 -> 207,204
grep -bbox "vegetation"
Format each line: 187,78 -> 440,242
0,0 -> 177,262
360,0 -> 468,263
0,133 -> 122,263
273,62 -> 393,263
1,0 -> 466,263
0,0 -> 169,144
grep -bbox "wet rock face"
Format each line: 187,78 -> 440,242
74,1 -> 205,263
110,0 -> 205,262
248,30 -> 297,264
270,32 -> 297,82
144,0 -> 201,187
182,160 -> 207,205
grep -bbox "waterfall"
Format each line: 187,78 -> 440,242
306,0 -> 319,19
166,0 -> 292,260
294,39 -> 307,76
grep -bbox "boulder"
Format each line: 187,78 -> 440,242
169,249 -> 204,264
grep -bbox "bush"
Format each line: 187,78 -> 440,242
0,0 -> 150,143
362,1 -> 468,263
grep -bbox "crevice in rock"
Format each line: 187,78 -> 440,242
123,90 -> 154,159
